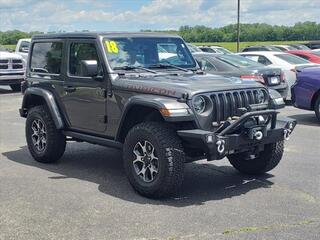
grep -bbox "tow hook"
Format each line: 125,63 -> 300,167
216,140 -> 225,154
254,131 -> 263,140
284,129 -> 291,140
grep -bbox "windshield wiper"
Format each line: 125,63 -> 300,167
113,65 -> 157,74
148,63 -> 191,72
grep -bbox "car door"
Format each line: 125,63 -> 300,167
61,39 -> 107,134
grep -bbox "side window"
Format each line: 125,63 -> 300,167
243,55 -> 259,62
201,59 -> 216,71
69,42 -> 101,77
258,56 -> 272,65
19,41 -> 30,52
30,42 -> 63,75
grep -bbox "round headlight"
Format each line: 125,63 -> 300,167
257,90 -> 266,104
193,96 -> 206,114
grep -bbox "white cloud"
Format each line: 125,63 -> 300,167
0,0 -> 319,32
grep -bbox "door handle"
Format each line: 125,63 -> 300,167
64,86 -> 76,93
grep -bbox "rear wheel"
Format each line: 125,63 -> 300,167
227,141 -> 284,175
123,122 -> 185,198
10,84 -> 21,92
314,96 -> 320,122
26,105 -> 66,163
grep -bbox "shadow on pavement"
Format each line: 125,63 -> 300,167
288,113 -> 319,127
0,88 -> 15,94
3,143 -> 274,207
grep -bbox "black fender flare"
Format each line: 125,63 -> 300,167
115,94 -> 193,141
20,87 -> 64,129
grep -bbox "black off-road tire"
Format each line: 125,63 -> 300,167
26,105 -> 66,163
123,122 -> 185,198
314,96 -> 320,122
227,141 -> 284,175
10,84 -> 21,92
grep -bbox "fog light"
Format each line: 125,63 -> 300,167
206,135 -> 213,143
288,122 -> 294,130
258,115 -> 265,125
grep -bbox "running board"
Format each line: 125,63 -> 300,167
63,131 -> 123,149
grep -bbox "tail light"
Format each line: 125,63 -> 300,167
240,74 -> 265,84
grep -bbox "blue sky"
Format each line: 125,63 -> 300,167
0,0 -> 319,32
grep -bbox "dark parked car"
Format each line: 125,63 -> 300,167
20,32 -> 296,198
241,46 -> 281,52
304,41 -> 320,50
292,66 -> 320,121
193,53 -> 288,99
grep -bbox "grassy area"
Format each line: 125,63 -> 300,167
192,41 -> 307,52
3,45 -> 16,50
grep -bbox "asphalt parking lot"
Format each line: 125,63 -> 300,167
0,87 -> 319,240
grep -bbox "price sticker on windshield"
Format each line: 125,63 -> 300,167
105,41 -> 119,53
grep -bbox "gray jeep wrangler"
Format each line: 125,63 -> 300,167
20,32 -> 296,198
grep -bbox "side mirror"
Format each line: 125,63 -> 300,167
21,47 -> 29,53
80,60 -> 98,77
196,59 -> 203,69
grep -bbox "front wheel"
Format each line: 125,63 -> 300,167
123,122 -> 185,198
26,105 -> 66,163
227,141 -> 284,175
314,96 -> 320,122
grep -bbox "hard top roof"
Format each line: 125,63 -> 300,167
32,32 -> 179,40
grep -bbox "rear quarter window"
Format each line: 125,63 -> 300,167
30,42 -> 63,76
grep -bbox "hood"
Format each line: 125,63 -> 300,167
0,51 -> 23,60
112,72 -> 263,99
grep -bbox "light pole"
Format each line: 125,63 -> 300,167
237,0 -> 240,52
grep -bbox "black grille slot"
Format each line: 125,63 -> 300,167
0,65 -> 8,69
13,65 -> 23,69
0,60 -> 9,64
209,89 -> 265,123
12,59 -> 22,63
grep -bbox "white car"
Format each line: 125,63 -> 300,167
199,46 -> 232,54
238,51 -> 318,99
15,38 -> 31,62
0,45 -> 26,91
270,45 -> 297,51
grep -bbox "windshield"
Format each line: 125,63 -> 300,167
215,47 -> 232,54
104,37 -> 196,70
217,54 -> 264,68
275,53 -> 310,64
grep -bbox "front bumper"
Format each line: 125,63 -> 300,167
0,72 -> 25,85
269,82 -> 289,99
177,110 -> 296,161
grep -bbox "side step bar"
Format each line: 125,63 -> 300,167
63,131 -> 123,149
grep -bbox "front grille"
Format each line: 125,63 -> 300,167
0,59 -> 23,70
209,89 -> 267,123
